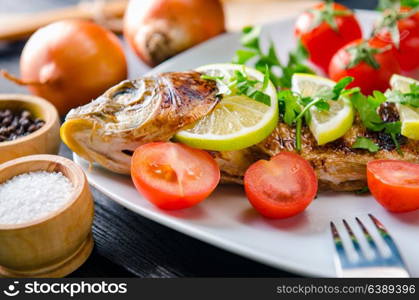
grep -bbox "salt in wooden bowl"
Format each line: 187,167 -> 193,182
0,154 -> 94,278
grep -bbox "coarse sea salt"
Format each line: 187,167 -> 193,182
0,171 -> 74,225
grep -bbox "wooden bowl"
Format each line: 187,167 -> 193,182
0,155 -> 94,278
0,94 -> 60,164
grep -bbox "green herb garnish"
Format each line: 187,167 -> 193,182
352,137 -> 380,152
232,26 -> 314,89
293,77 -> 358,123
351,91 -> 403,154
277,77 -> 357,151
200,66 -> 272,106
385,83 -> 419,107
355,186 -> 370,194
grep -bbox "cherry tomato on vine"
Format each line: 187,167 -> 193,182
372,6 -> 419,73
295,2 -> 362,73
329,38 -> 401,95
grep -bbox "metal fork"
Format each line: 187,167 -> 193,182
330,214 -> 410,277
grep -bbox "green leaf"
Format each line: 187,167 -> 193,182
249,90 -> 271,106
372,90 -> 387,103
232,50 -> 257,65
240,26 -> 261,50
314,101 -> 330,111
383,121 -> 402,135
295,118 -> 303,152
411,83 -> 419,93
352,137 -> 380,152
378,0 -> 419,10
385,84 -> 419,108
351,92 -> 386,131
262,65 -> 270,91
201,75 -> 224,81
232,24 -> 313,90
288,39 -> 309,65
351,92 -> 403,155
341,87 -> 361,97
355,186 -> 370,194
332,76 -> 354,100
232,69 -> 272,106
277,90 -> 301,126
267,42 -> 282,66
402,0 -> 419,8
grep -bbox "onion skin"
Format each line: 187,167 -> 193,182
124,0 -> 225,67
19,20 -> 127,115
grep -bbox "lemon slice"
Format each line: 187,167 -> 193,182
291,73 -> 354,145
174,64 -> 278,151
390,74 -> 419,140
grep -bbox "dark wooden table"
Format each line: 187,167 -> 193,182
0,0 -> 377,278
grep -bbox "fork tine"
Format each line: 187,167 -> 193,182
355,217 -> 381,257
369,214 -> 406,262
330,221 -> 351,272
331,216 -> 410,277
342,219 -> 363,260
330,221 -> 342,246
369,214 -> 391,237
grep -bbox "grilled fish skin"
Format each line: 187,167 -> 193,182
61,71 -> 220,174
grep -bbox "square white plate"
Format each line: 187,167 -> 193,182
74,10 -> 419,277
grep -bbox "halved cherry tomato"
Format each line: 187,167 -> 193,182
295,2 -> 362,73
367,160 -> 419,213
131,142 -> 220,210
244,152 -> 318,219
328,38 -> 401,95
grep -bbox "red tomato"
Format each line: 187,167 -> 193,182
367,160 -> 419,213
328,38 -> 401,95
295,2 -> 362,73
372,7 -> 419,73
244,152 -> 318,219
131,142 -> 220,210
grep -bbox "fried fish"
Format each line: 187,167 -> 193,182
61,73 -> 419,191
61,71 -> 219,174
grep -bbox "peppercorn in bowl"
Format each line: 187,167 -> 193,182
0,94 -> 60,164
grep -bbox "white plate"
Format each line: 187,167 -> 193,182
73,10 -> 419,277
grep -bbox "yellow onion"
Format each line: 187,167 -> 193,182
124,0 -> 225,66
2,20 -> 127,115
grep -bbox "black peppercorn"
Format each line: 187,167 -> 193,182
0,108 -> 45,142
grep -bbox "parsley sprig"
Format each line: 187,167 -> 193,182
352,137 -> 380,152
351,92 -> 403,154
201,66 -> 272,106
385,83 -> 419,107
277,77 -> 358,151
232,26 -> 314,89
